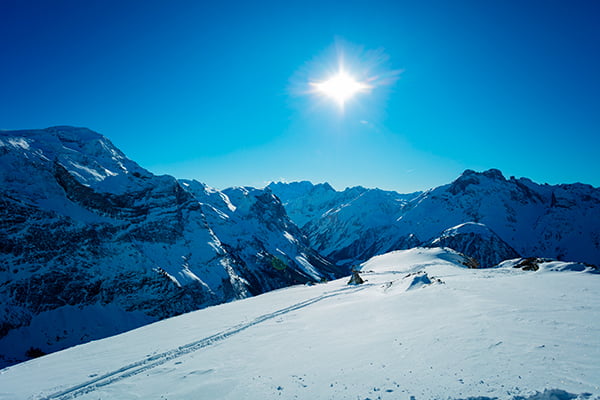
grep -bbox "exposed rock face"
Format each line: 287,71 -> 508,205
347,270 -> 364,285
0,127 -> 343,367
513,257 -> 546,271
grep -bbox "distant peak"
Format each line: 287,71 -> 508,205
267,180 -> 337,195
315,182 -> 335,191
448,169 -> 505,195
482,168 -> 505,180
0,126 -> 114,153
458,168 -> 505,180
268,180 -> 313,189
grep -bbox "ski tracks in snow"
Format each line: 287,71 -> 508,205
39,284 -> 367,400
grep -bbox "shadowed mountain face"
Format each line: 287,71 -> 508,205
0,127 -> 342,367
424,222 -> 520,268
270,169 -> 600,268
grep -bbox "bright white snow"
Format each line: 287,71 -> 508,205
0,248 -> 598,400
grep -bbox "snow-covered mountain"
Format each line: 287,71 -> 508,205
0,127 -> 342,367
266,181 -> 379,228
270,169 -> 600,268
1,248 -> 598,400
398,169 -> 600,266
268,182 -> 422,266
180,181 -> 339,286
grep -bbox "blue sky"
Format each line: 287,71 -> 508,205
1,0 -> 598,192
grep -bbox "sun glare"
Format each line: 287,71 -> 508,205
311,70 -> 371,107
292,41 -> 402,112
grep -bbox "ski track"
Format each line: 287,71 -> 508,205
38,284 -> 367,400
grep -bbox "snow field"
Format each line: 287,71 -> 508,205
1,248 -> 598,399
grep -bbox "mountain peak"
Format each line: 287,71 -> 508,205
0,126 -> 153,194
481,168 -> 506,180
267,180 -> 336,195
1,126 -> 108,151
448,168 -> 506,195
47,125 -> 104,141
459,168 -> 505,180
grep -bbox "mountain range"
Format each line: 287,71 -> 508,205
1,126 -> 599,368
0,127 -> 341,367
269,169 -> 600,268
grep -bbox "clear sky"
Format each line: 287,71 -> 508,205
1,0 -> 598,192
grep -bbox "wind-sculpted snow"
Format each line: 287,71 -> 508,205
0,126 -> 342,367
1,248 -> 598,400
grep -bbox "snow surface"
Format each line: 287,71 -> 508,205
1,248 -> 598,400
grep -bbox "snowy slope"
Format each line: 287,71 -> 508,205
0,127 -> 341,367
0,248 -> 598,400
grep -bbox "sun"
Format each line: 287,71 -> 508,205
291,41 -> 402,112
311,69 -> 371,107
